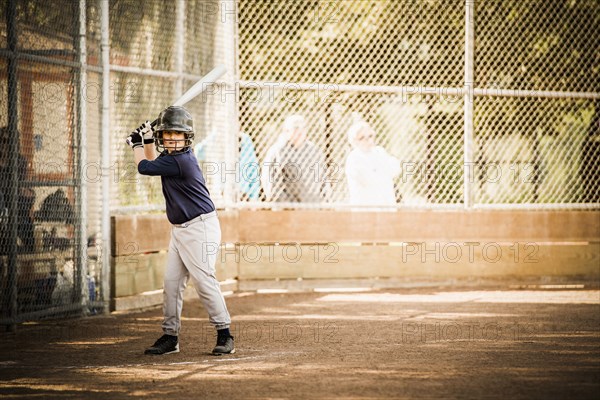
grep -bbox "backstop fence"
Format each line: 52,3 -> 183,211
0,0 -> 598,326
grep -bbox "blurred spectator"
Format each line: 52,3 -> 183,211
261,115 -> 326,203
194,130 -> 222,197
194,130 -> 261,202
345,120 -> 400,208
239,132 -> 260,201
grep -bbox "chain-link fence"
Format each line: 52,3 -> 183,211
1,0 -> 598,326
472,0 -> 599,206
109,0 -> 234,211
236,0 -> 599,209
102,0 -> 599,212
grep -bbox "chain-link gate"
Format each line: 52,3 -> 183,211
0,0 -> 237,327
0,0 -> 101,328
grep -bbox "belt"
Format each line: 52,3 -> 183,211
172,210 -> 217,228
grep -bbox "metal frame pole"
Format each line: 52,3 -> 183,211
76,0 -> 89,311
463,0 -> 476,209
5,0 -> 19,333
175,0 -> 185,99
224,0 -> 240,208
100,0 -> 111,312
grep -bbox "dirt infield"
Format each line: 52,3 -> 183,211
1,287 -> 599,399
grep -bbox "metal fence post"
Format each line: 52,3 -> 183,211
100,0 -> 111,312
175,0 -> 185,99
76,0 -> 89,312
224,0 -> 239,208
464,0 -> 475,209
5,0 -> 19,333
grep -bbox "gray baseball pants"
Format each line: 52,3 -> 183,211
162,211 -> 231,335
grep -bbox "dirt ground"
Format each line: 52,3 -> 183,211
0,286 -> 599,399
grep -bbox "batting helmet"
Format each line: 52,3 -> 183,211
154,106 -> 195,152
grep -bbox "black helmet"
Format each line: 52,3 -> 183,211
154,106 -> 195,152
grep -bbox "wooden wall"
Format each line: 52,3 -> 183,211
110,210 -> 600,310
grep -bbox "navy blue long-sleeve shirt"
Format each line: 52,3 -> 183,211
138,149 -> 215,224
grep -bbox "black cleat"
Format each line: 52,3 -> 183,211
144,334 -> 179,355
212,335 -> 235,355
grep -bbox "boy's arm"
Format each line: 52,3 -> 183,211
126,126 -> 147,167
144,143 -> 157,161
136,151 -> 180,177
134,147 -> 146,166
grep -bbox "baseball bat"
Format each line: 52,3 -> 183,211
150,64 -> 227,127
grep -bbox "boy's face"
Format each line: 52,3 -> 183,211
162,130 -> 186,153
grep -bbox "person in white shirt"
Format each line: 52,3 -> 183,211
345,121 -> 400,208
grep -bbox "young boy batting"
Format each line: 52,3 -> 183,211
126,106 -> 234,355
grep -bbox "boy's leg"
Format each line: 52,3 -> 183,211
161,236 -> 189,336
174,215 -> 231,330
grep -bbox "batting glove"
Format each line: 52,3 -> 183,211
138,120 -> 155,145
126,130 -> 143,149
